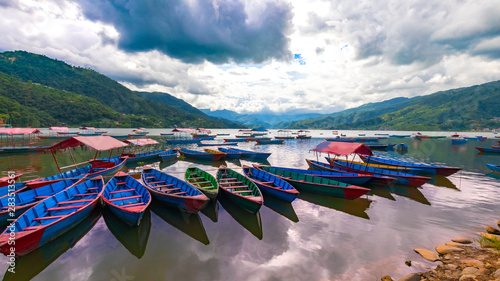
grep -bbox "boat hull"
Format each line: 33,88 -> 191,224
486,164 -> 500,173
360,155 -> 461,176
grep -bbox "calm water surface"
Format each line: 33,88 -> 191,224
0,129 -> 499,281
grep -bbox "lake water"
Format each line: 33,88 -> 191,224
0,129 -> 500,281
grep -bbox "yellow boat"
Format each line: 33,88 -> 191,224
328,158 -> 425,175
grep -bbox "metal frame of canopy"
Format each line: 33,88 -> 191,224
49,136 -> 129,173
0,128 -> 41,147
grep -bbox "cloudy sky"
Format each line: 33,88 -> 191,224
1,0 -> 500,114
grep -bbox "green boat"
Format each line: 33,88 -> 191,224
255,165 -> 370,199
216,166 -> 263,214
185,166 -> 219,199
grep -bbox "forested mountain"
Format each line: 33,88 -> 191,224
282,81 -> 500,131
0,51 -> 242,128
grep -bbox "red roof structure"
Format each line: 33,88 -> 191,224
311,141 -> 373,156
123,138 -> 159,146
50,136 -> 128,151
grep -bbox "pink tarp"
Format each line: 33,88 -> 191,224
49,127 -> 69,131
0,128 -> 41,135
172,128 -> 195,133
123,138 -> 159,146
50,136 -> 128,151
311,141 -> 373,156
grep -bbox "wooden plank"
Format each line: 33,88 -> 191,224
220,178 -> 238,181
34,196 -> 49,199
220,181 -> 243,185
225,185 -> 248,189
73,193 -> 98,197
109,188 -> 136,194
232,190 -> 253,193
116,182 -> 127,185
154,184 -> 174,187
33,215 -> 66,221
109,195 -> 142,202
47,205 -> 86,211
170,191 -> 187,195
57,199 -> 93,204
122,203 -> 146,208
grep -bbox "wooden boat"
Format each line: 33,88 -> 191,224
159,149 -> 178,161
218,147 -> 271,159
476,147 -> 500,153
192,136 -> 216,140
179,148 -> 226,161
327,158 -> 431,187
224,138 -> 250,142
197,142 -> 237,147
486,164 -> 500,173
272,163 -> 373,185
185,166 -> 219,199
203,148 -> 228,160
0,176 -> 104,257
0,178 -> 83,223
306,159 -> 396,186
0,174 -> 22,188
256,139 -> 284,145
0,182 -> 28,199
166,139 -> 201,144
25,157 -> 127,189
120,138 -> 164,163
365,143 -> 396,150
160,133 -> 174,136
395,143 -> 408,151
216,166 -> 263,214
0,145 -> 51,154
296,130 -> 312,139
275,130 -> 295,140
254,165 -> 369,199
141,167 -> 209,212
242,165 -> 299,202
216,133 -> 230,136
390,135 -> 411,138
217,147 -> 242,159
103,171 -> 151,227
359,155 -> 462,176
333,158 -> 426,175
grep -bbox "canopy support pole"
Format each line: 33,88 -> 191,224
68,148 -> 78,169
51,150 -> 62,173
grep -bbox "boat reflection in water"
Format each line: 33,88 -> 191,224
159,157 -> 179,170
103,207 -> 151,259
263,196 -> 299,223
218,193 -> 263,240
200,199 -> 219,223
386,184 -> 431,205
150,201 -> 210,245
2,207 -> 102,281
428,176 -> 459,190
180,158 -> 227,168
298,191 -> 372,220
366,184 -> 396,201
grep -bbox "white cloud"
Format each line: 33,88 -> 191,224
0,0 -> 499,115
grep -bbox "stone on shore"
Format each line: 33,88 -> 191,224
398,273 -> 420,281
445,242 -> 472,248
435,245 -> 464,255
381,275 -> 394,281
451,238 -> 472,244
480,232 -> 500,241
413,248 -> 440,262
486,225 -> 500,235
459,259 -> 484,268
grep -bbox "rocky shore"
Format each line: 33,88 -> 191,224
382,222 -> 500,281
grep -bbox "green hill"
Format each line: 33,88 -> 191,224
283,81 -> 500,131
0,50 -> 242,128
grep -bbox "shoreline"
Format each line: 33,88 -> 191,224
382,221 -> 500,281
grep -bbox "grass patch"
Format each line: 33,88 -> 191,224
476,235 -> 500,251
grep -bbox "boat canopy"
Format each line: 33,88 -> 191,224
311,141 -> 373,156
50,136 -> 128,151
172,128 -> 195,133
123,138 -> 159,146
49,127 -> 70,131
80,127 -> 96,130
196,128 -> 212,133
0,128 -> 41,135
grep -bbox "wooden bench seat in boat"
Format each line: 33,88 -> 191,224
73,193 -> 99,197
33,215 -> 66,221
47,205 -> 86,211
232,190 -> 253,194
109,195 -> 142,202
57,199 -> 94,204
171,191 -> 187,196
225,185 -> 248,189
220,181 -> 243,185
110,188 -> 136,194
219,178 -> 237,181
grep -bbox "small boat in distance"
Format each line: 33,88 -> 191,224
255,139 -> 284,145
218,147 -> 271,159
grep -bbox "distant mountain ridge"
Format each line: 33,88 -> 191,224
200,109 -> 323,128
0,50 -> 243,128
282,80 -> 500,131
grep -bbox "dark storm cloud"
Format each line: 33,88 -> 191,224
74,0 -> 293,64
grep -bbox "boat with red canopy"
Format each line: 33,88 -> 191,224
38,127 -> 78,139
166,128 -> 202,144
119,138 -> 165,163
25,136 -> 129,188
0,128 -> 49,153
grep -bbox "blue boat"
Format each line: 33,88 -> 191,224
216,147 -> 242,159
25,157 -> 127,189
274,163 -> 373,185
159,149 -> 178,161
328,158 -> 431,187
389,135 -> 411,138
103,172 -> 151,227
359,155 -> 462,176
242,165 -> 299,202
218,147 -> 271,159
307,159 -> 397,186
0,178 -> 83,223
256,139 -> 284,145
364,143 -> 396,150
197,142 -> 238,147
395,143 -> 408,151
166,139 -> 201,144
223,138 -> 249,143
179,148 -> 226,161
476,147 -> 500,153
0,176 -> 104,257
486,164 -> 500,173
141,167 -> 209,212
193,136 -> 216,140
